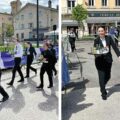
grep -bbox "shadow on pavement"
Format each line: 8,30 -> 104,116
0,85 -> 25,114
107,84 -> 120,97
38,88 -> 58,114
62,79 -> 93,120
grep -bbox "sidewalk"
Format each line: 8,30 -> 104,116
62,41 -> 120,120
0,63 -> 58,120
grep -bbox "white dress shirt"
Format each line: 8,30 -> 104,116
14,43 -> 23,58
100,38 -> 106,47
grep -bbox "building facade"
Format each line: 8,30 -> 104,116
62,0 -> 120,35
0,13 -> 13,44
13,2 -> 58,41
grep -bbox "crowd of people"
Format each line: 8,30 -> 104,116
0,38 -> 57,102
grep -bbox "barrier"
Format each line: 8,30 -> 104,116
0,46 -> 58,70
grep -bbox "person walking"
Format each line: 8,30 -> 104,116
94,27 -> 120,100
7,39 -> 24,86
36,43 -> 53,89
68,28 -> 76,52
25,42 -> 37,78
0,69 -> 9,102
49,43 -> 57,76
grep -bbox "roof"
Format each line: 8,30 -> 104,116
0,12 -> 12,16
14,3 -> 58,17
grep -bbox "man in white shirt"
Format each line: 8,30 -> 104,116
7,39 -> 24,86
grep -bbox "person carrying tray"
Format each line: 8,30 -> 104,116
94,26 -> 120,100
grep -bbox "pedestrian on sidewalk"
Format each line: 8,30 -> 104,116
68,28 -> 77,52
49,43 -> 57,76
94,26 -> 120,100
0,69 -> 9,102
24,42 -> 37,78
7,39 -> 24,86
36,43 -> 53,89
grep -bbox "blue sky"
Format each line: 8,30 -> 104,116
0,0 -> 58,13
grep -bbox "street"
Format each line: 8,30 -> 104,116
0,63 -> 58,120
62,41 -> 120,120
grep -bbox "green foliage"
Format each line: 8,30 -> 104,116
6,24 -> 14,38
72,4 -> 88,27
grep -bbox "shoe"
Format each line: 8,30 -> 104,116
17,79 -> 24,83
25,76 -> 29,78
7,82 -> 13,86
47,85 -> 53,88
0,96 -> 9,102
101,94 -> 107,100
36,85 -> 43,89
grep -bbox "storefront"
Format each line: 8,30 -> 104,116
87,11 -> 120,35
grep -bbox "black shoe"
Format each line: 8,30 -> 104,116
0,96 -> 9,102
36,85 -> 43,89
17,79 -> 24,83
25,76 -> 29,78
102,95 -> 107,100
47,85 -> 53,88
7,82 -> 13,86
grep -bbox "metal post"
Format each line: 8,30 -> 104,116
37,0 -> 39,47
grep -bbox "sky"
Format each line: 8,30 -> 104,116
0,0 -> 58,13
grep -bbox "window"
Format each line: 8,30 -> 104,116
21,15 -> 24,20
39,21 -> 42,27
21,33 -> 24,39
88,0 -> 94,6
39,10 -> 42,16
102,0 -> 107,6
16,33 -> 19,38
21,24 -> 24,29
28,23 -> 33,29
28,13 -> 32,18
29,32 -> 32,39
116,0 -> 120,6
67,0 -> 75,8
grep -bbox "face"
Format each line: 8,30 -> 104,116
98,27 -> 106,37
25,43 -> 30,48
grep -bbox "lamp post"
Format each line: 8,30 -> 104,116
37,0 -> 39,47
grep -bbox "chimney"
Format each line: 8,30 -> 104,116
48,0 -> 52,8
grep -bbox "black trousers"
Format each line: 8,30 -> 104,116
26,57 -> 36,77
0,86 -> 9,98
11,57 -> 24,84
69,38 -> 76,52
40,64 -> 53,87
0,69 -> 8,98
96,59 -> 112,95
52,62 -> 57,74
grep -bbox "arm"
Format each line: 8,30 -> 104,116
110,36 -> 120,57
33,47 -> 37,56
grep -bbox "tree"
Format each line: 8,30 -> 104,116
72,4 -> 88,37
6,24 -> 14,38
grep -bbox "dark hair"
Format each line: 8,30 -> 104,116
44,43 -> 49,48
16,39 -> 20,42
26,42 -> 32,47
98,26 -> 106,31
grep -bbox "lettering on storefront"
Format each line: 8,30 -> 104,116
89,12 -> 120,17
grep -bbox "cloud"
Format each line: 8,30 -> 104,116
0,0 -> 58,13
